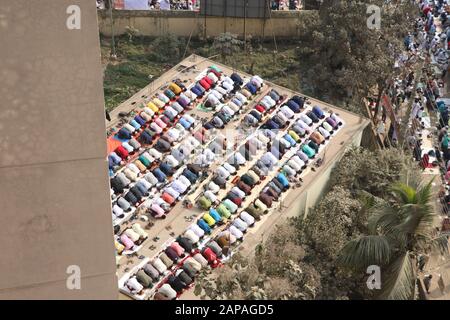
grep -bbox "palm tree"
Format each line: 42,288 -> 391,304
337,178 -> 449,300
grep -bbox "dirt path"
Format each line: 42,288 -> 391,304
421,14 -> 450,297
422,75 -> 450,300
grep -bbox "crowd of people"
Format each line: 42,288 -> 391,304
116,65 -> 346,299
271,0 -> 302,10
370,1 -> 449,149
97,0 -> 199,11
413,0 -> 450,297
367,0 -> 450,297
97,0 -> 303,11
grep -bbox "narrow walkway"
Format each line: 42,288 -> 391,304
419,13 -> 450,300
423,73 -> 450,300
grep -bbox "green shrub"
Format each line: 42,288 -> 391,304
149,33 -> 185,63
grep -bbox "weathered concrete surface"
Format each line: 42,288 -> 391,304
0,0 -> 117,299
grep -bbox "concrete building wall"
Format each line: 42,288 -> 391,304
285,128 -> 365,219
98,10 -> 314,39
306,128 -> 365,214
0,0 -> 117,299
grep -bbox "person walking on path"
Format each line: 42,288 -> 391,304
418,254 -> 429,272
438,274 -> 446,295
424,274 -> 433,294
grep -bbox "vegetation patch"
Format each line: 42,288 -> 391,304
101,34 -> 304,111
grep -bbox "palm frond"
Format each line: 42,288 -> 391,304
412,206 -> 437,238
396,203 -> 435,238
337,235 -> 392,271
368,203 -> 401,235
428,234 -> 450,256
358,190 -> 379,210
399,169 -> 422,190
377,252 -> 416,300
391,181 -> 436,239
415,180 -> 434,205
390,183 -> 417,204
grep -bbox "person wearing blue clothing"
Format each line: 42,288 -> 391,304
250,110 -> 262,121
159,162 -> 174,176
197,219 -> 211,233
134,115 -> 146,126
178,96 -> 190,108
429,23 -> 436,36
302,144 -> 316,158
191,86 -> 202,97
230,73 -> 243,85
179,117 -> 191,129
306,111 -> 320,123
277,173 -> 289,189
265,119 -> 279,130
195,84 -> 205,94
270,90 -> 280,102
182,169 -> 198,184
404,34 -> 412,49
284,133 -> 297,147
209,209 -> 222,223
109,152 -> 122,165
291,95 -> 305,108
287,100 -> 300,113
232,97 -> 243,107
139,130 -> 152,144
117,127 -> 132,140
312,105 -> 325,119
245,83 -> 257,95
272,0 -> 280,10
130,119 -> 141,130
135,180 -> 149,196
108,157 -> 115,170
153,168 -> 167,183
